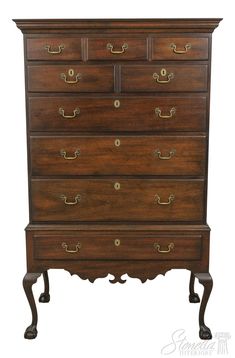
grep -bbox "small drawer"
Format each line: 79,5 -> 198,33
27,65 -> 114,92
121,65 -> 208,92
87,37 -> 147,60
30,135 -> 206,176
33,232 -> 202,261
29,96 -> 207,132
31,179 -> 204,222
152,37 -> 209,60
27,37 -> 82,60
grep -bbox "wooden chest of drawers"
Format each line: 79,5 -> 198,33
14,18 -> 221,340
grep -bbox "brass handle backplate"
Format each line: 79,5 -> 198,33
155,194 -> 175,205
154,242 -> 174,253
62,242 -> 81,253
106,43 -> 128,54
44,44 -> 65,54
60,194 -> 81,205
153,68 -> 174,84
155,107 -> 176,119
59,107 -> 80,119
60,149 -> 80,160
170,43 -> 191,54
60,68 -> 81,84
154,149 -> 176,160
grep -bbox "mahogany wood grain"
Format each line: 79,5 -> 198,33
122,65 -> 208,92
31,179 -> 205,222
152,37 -> 208,60
30,135 -> 207,176
29,96 -> 207,132
27,65 -> 114,92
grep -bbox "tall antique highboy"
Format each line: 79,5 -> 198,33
14,18 -> 221,340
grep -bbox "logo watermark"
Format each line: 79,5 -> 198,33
161,329 -> 231,355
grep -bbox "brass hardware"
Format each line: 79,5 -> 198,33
155,194 -> 175,205
61,242 -> 81,253
58,107 -> 80,119
60,194 -> 81,205
154,149 -> 176,160
60,149 -> 80,160
153,70 -> 174,84
114,239 -> 121,247
114,139 -> 121,147
114,182 -> 121,190
155,107 -> 176,119
170,43 -> 191,54
114,99 -> 121,108
44,44 -> 65,54
161,68 -> 167,76
60,69 -> 81,84
154,242 -> 174,254
106,42 -> 128,54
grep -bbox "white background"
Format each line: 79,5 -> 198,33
0,1 -> 234,357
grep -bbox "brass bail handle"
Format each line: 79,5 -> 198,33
62,242 -> 81,253
60,149 -> 80,160
59,107 -> 80,119
106,42 -> 128,54
155,194 -> 175,205
170,43 -> 191,54
155,107 -> 176,119
44,44 -> 65,54
154,149 -> 176,160
60,68 -> 82,84
154,242 -> 174,254
60,194 -> 81,205
153,68 -> 174,84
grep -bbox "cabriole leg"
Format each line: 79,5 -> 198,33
194,272 -> 213,340
23,272 -> 41,339
189,271 -> 200,303
39,270 -> 50,303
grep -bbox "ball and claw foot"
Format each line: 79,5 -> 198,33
189,292 -> 200,303
24,325 -> 38,339
199,325 -> 212,340
39,292 -> 50,303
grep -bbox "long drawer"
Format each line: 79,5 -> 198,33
34,232 -> 202,260
29,96 -> 207,132
121,65 -> 208,92
30,136 -> 206,176
27,65 -> 114,92
31,179 -> 204,222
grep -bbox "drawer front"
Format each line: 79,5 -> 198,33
152,37 -> 209,60
34,233 -> 202,260
29,96 -> 207,132
27,37 -> 82,60
30,136 -> 206,176
31,179 -> 204,222
27,65 -> 114,92
121,65 -> 208,92
87,38 -> 147,60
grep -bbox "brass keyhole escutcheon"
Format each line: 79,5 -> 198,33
160,68 -> 167,76
115,139 -> 121,147
114,239 -> 121,247
68,68 -> 75,77
114,182 -> 120,190
114,99 -> 120,108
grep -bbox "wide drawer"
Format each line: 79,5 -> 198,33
33,232 -> 202,260
30,136 -> 206,176
31,179 -> 204,222
27,37 -> 82,60
29,96 -> 207,132
87,37 -> 147,60
152,37 -> 208,60
27,65 -> 114,92
121,65 -> 208,92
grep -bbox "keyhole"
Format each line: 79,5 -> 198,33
68,68 -> 74,77
160,68 -> 167,76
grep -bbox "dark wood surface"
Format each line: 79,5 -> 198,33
13,18 -> 221,339
29,95 -> 207,132
30,135 -> 206,176
31,179 -> 204,222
